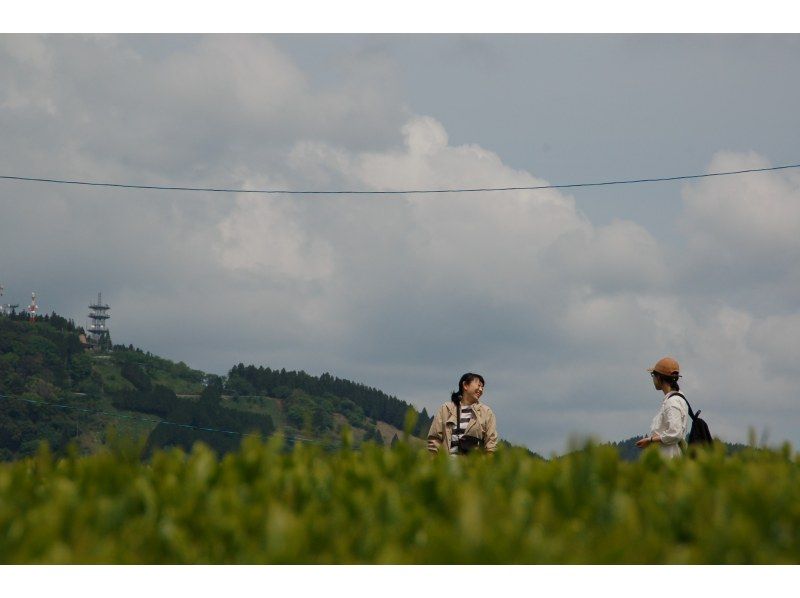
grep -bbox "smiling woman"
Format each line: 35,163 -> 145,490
427,372 -> 497,456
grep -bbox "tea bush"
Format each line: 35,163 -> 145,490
1,438 -> 798,563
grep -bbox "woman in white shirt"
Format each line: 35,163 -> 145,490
636,356 -> 689,458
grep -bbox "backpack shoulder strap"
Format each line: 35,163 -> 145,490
671,392 -> 697,420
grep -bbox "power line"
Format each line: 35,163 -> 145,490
2,162 -> 799,196
0,393 -> 327,445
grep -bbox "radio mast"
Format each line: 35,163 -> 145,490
27,292 -> 38,322
0,283 -> 19,316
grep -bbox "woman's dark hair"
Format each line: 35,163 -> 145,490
451,372 -> 485,404
654,372 -> 681,391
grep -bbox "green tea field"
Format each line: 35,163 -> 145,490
2,437 -> 799,564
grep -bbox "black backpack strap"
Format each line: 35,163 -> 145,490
672,392 -> 697,420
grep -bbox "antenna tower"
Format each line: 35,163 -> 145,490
1,283 -> 19,316
27,292 -> 38,322
88,292 -> 111,351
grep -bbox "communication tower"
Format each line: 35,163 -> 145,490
88,292 -> 112,351
1,283 -> 19,316
27,292 -> 38,322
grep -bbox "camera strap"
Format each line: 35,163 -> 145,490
455,400 -> 464,454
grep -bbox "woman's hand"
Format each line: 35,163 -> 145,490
636,434 -> 660,448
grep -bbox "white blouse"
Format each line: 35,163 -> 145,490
648,391 -> 690,458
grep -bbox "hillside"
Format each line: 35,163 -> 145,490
1,311 -> 747,461
0,311 -> 430,460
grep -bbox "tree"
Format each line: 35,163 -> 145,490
199,377 -> 223,408
120,363 -> 152,392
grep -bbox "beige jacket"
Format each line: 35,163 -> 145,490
427,401 -> 498,454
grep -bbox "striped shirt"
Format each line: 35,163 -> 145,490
450,405 -> 474,455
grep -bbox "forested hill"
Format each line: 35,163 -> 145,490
0,311 -> 432,461
227,364 -> 429,435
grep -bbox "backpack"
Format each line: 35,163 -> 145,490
673,392 -> 713,445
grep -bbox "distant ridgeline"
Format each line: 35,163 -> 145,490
226,364 -> 432,438
0,311 -> 433,461
606,436 -> 751,461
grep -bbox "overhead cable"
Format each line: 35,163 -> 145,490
1,162 -> 799,196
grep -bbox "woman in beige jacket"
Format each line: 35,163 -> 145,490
427,372 -> 498,455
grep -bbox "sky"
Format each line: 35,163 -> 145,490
2,33 -> 800,455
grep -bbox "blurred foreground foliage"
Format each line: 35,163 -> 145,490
1,438 -> 799,564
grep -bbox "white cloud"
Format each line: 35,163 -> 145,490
216,194 -> 336,282
681,151 -> 800,273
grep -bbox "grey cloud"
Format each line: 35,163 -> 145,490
4,35 -> 800,455
1,35 -> 407,183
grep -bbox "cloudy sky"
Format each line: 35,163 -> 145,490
2,34 -> 799,454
